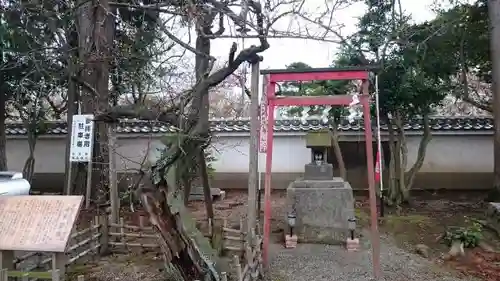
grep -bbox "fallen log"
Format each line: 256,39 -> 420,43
138,185 -> 220,281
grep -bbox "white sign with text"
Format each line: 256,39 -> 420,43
69,114 -> 94,162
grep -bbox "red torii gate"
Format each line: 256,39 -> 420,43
259,66 -> 381,278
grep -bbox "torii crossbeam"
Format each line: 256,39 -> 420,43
259,66 -> 381,278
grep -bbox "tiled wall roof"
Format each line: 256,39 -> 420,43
4,117 -> 494,136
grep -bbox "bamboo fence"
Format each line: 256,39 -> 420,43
230,227 -> 264,281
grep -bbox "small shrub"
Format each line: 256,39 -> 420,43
443,218 -> 482,248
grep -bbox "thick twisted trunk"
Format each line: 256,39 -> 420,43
76,0 -> 114,204
195,29 -> 215,222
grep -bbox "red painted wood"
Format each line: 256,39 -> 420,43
269,70 -> 369,83
262,99 -> 275,267
272,95 -> 356,107
361,83 -> 381,279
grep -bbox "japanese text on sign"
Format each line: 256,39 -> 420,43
0,196 -> 83,252
259,75 -> 268,153
70,114 -> 94,162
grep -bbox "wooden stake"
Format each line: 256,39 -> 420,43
85,159 -> 93,209
0,269 -> 7,281
221,272 -> 228,281
65,163 -> 73,195
108,123 -> 119,226
247,61 -> 260,265
240,218 -> 245,252
120,217 -> 126,247
0,250 -> 14,271
99,214 -> 109,254
52,253 -> 65,281
233,255 -> 242,281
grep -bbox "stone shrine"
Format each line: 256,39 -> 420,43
286,130 -> 356,244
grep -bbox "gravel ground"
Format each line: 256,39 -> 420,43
267,235 -> 479,281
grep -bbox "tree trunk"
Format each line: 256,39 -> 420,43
386,117 -> 402,206
0,92 -> 7,171
384,114 -> 432,206
76,0 -> 114,203
489,0 -> 500,200
194,28 -> 215,220
23,123 -> 37,183
199,149 -> 214,221
182,177 -> 192,206
330,122 -> 347,179
64,46 -> 78,194
394,113 -> 408,201
404,114 -> 432,191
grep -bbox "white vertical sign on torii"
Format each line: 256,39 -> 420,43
259,75 -> 268,153
69,114 -> 94,162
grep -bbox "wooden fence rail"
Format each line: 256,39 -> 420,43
0,268 -> 61,281
220,218 -> 246,253
107,218 -> 158,249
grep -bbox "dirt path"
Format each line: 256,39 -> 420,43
267,233 -> 478,281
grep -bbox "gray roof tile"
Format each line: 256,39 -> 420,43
3,117 -> 494,136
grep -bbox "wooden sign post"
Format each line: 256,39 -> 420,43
0,196 -> 83,281
68,114 -> 94,208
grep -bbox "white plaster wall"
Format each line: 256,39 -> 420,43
210,135 -> 310,173
4,134 -> 493,174
406,135 -> 493,173
6,138 -> 66,173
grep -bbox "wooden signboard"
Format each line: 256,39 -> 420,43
0,196 -> 83,252
306,130 -> 332,148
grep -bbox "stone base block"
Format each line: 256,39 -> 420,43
304,164 -> 334,180
291,178 -> 345,189
285,234 -> 298,249
487,202 -> 500,217
346,238 -> 360,252
286,181 -> 355,244
487,202 -> 500,230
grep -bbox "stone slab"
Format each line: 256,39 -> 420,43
487,202 -> 500,225
286,182 -> 355,244
487,202 -> 500,216
304,163 -> 334,180
0,195 -> 83,252
189,187 -> 223,201
292,178 -> 345,189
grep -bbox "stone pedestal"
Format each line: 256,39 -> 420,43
285,178 -> 355,244
285,234 -> 298,249
346,238 -> 360,252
